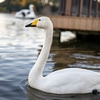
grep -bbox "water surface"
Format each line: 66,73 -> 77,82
0,13 -> 100,100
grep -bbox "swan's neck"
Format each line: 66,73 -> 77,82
28,25 -> 53,82
29,6 -> 33,11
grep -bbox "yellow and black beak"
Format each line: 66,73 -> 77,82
25,23 -> 33,27
25,19 -> 39,27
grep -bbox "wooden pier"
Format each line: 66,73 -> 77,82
49,0 -> 100,33
48,15 -> 100,32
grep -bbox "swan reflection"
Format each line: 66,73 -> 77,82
20,79 -> 100,100
27,86 -> 100,100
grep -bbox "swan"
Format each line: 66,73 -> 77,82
15,4 -> 36,19
25,16 -> 100,94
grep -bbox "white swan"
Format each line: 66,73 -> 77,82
15,4 -> 36,19
25,16 -> 100,94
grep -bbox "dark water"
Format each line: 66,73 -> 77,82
0,13 -> 100,100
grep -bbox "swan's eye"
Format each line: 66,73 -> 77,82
38,19 -> 41,21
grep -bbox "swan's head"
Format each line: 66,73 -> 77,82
25,16 -> 53,29
29,4 -> 34,9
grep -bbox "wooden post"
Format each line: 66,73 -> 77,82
96,0 -> 98,17
79,0 -> 83,16
89,0 -> 92,17
53,30 -> 61,46
65,0 -> 72,16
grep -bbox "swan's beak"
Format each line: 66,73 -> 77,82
25,19 -> 39,27
25,23 -> 33,27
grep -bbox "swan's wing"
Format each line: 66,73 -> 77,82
15,9 -> 30,18
42,68 -> 100,93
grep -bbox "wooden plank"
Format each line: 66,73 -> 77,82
92,19 -> 99,31
98,19 -> 100,31
74,18 -> 81,30
80,18 -> 87,30
57,17 -> 63,28
62,17 -> 69,29
50,17 -> 56,28
86,18 -> 93,31
68,17 -> 75,29
51,16 -> 62,29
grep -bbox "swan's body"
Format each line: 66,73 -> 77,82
15,4 -> 36,19
25,16 -> 100,94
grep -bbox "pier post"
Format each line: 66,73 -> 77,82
79,0 -> 83,16
52,30 -> 61,46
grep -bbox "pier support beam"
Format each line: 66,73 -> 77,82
52,30 -> 61,46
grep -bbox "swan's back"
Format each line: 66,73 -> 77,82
39,68 -> 100,94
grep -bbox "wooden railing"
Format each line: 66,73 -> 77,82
48,15 -> 100,32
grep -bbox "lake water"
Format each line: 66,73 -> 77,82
0,13 -> 100,100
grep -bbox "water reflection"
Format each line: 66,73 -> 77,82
27,86 -> 100,100
51,40 -> 100,71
